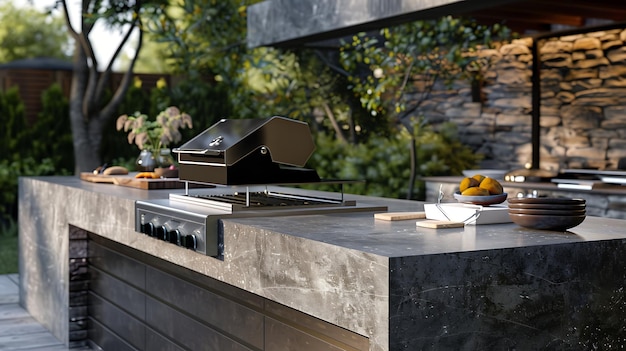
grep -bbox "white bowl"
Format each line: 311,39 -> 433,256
462,169 -> 508,180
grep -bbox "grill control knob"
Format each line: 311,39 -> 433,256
142,222 -> 155,237
169,229 -> 181,245
182,234 -> 197,250
156,225 -> 168,241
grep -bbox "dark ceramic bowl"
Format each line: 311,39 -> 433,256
508,202 -> 586,210
509,213 -> 586,230
508,197 -> 586,206
453,192 -> 508,206
154,167 -> 179,178
508,208 -> 586,216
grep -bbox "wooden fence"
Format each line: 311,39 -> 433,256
0,58 -> 170,125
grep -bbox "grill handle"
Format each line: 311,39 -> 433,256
172,148 -> 222,156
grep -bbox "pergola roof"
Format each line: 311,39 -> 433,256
247,0 -> 626,48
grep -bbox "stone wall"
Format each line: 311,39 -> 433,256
416,27 -> 626,172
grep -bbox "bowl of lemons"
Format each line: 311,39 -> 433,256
454,174 -> 507,206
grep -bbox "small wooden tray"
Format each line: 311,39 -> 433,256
80,172 -> 186,190
416,220 -> 464,229
374,212 -> 426,221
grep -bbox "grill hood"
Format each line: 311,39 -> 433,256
173,116 -> 320,185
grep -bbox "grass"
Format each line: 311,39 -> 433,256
0,221 -> 18,274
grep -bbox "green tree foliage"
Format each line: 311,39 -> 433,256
119,77 -> 152,116
339,17 -> 511,197
0,87 -> 27,156
169,76 -> 232,140
27,84 -> 74,171
146,0 -> 271,119
340,17 -> 511,124
309,119 -> 480,199
0,2 -> 71,62
0,85 -> 72,228
117,30 -> 174,74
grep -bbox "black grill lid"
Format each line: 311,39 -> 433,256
173,116 -> 320,185
174,116 -> 315,167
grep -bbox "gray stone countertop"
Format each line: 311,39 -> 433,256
227,210 -> 626,258
29,175 -> 626,258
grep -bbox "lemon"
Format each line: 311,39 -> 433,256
472,174 -> 486,183
459,177 -> 480,192
461,187 -> 490,196
479,177 -> 503,195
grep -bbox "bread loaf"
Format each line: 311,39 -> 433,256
103,166 -> 129,175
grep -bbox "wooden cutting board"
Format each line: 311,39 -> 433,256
416,220 -> 465,229
80,172 -> 187,190
374,212 -> 426,221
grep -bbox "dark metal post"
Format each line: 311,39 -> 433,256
531,37 -> 541,169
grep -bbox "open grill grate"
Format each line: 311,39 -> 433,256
170,191 -> 353,213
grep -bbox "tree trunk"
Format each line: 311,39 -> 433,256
322,102 -> 347,144
63,0 -> 142,173
69,44 -> 101,173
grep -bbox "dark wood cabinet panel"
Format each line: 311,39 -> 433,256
265,317 -> 351,351
146,267 -> 264,349
146,296 -> 255,351
89,317 -> 139,351
145,329 -> 186,351
89,239 -> 146,291
264,300 -> 370,351
89,293 -> 145,350
87,235 -> 369,351
90,266 -> 145,320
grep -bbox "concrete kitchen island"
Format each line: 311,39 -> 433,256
19,176 -> 626,350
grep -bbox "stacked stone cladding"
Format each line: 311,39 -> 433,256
415,27 -> 626,172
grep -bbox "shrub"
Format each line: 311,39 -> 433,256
0,84 -> 72,228
0,87 -> 27,159
28,83 -> 74,171
308,121 -> 481,200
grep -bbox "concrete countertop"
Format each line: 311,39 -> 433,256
18,176 -> 626,351
38,175 -> 626,257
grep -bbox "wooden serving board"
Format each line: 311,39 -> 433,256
80,172 -> 186,190
416,220 -> 465,229
374,212 -> 426,221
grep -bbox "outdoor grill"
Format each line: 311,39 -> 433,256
173,116 -> 321,185
135,116 -> 387,259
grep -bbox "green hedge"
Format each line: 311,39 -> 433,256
308,121 -> 481,199
0,85 -> 72,229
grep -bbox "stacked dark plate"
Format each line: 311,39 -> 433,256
508,197 -> 586,230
